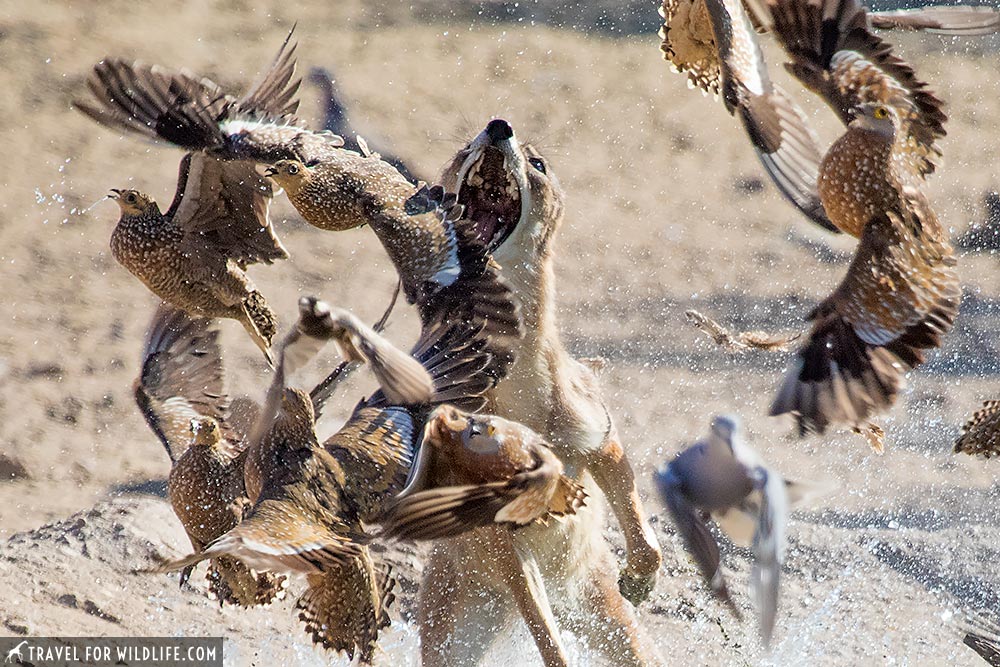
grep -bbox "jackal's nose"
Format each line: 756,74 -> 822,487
486,118 -> 514,143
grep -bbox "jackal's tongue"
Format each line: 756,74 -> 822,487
470,194 -> 511,243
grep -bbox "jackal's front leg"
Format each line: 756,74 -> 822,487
587,432 -> 662,606
495,530 -> 569,667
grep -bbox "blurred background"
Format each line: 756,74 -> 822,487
0,1 -> 997,664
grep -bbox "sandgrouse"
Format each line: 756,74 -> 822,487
155,291 -> 518,662
761,0 -> 960,436
658,0 -> 998,231
74,41 -> 520,346
134,304 -> 285,606
383,405 -> 587,541
109,155 -> 286,364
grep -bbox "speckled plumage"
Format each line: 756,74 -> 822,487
298,553 -> 395,663
817,128 -> 898,238
157,295 -> 516,661
160,381 -> 392,663
767,0 -> 948,178
108,145 -> 286,360
266,163 -> 493,331
764,0 -> 961,435
954,400 -> 1000,459
266,152 -> 410,232
168,419 -> 245,551
76,52 -> 520,350
134,305 -> 285,607
659,0 -> 720,95
383,406 -> 586,541
657,0 -> 992,233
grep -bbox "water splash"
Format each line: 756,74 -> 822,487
75,194 -> 113,217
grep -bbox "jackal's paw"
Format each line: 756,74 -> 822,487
618,567 -> 658,606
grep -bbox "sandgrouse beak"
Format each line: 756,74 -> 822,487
108,189 -> 121,200
263,166 -> 279,178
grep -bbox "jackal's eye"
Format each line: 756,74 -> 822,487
528,157 -> 546,174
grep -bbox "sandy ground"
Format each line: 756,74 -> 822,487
1,1 -> 999,665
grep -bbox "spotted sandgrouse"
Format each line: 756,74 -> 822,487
762,0 -> 960,436
657,0 -> 997,231
382,405 -> 586,541
134,304 -> 285,606
155,292 -> 518,662
74,49 -> 520,347
109,153 -> 286,363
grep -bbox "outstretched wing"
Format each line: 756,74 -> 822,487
325,306 -> 434,406
868,6 -> 1000,36
660,0 -> 726,96
382,482 -> 517,540
73,59 -> 229,149
654,465 -> 743,619
73,31 -> 310,157
383,444 -> 584,540
309,283 -> 400,416
133,304 -> 233,462
244,297 -> 334,456
766,0 -> 947,176
167,153 -> 288,269
660,0 -> 837,232
237,28 -> 302,119
324,406 -> 418,523
290,296 -> 434,406
772,195 -> 959,434
819,198 -> 957,358
748,466 -> 789,648
153,496 -> 365,577
955,400 -> 1000,459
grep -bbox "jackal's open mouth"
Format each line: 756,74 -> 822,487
457,146 -> 522,252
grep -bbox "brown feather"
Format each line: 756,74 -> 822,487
766,0 -> 947,175
296,551 -> 393,664
206,556 -> 286,607
955,400 -> 1000,459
